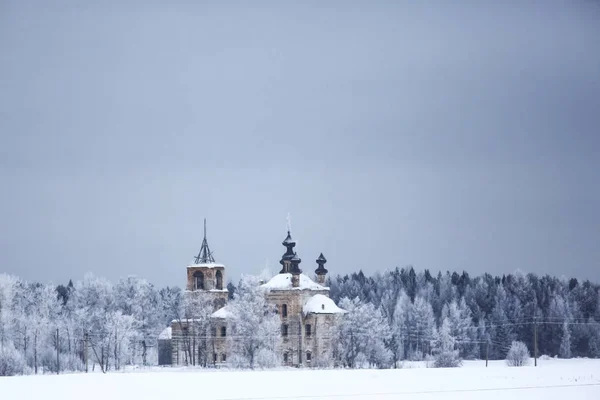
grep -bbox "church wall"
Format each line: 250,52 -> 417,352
170,319 -> 229,366
186,266 -> 225,291
265,289 -> 336,367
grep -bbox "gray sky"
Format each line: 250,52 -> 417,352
1,1 -> 599,287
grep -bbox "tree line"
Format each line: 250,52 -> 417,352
0,267 -> 599,375
327,267 -> 600,366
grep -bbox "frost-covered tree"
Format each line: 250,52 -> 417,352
545,294 -> 572,356
159,286 -> 182,326
406,296 -> 436,359
387,290 -> 411,366
506,341 -> 530,367
29,283 -> 60,374
0,274 -> 19,351
559,322 -> 572,359
488,286 -> 515,359
183,292 -> 214,366
114,276 -> 162,366
432,318 -> 461,368
71,274 -> 115,372
335,297 -> 392,368
442,298 -> 476,359
587,322 -> 600,358
0,344 -> 27,376
227,275 -> 280,368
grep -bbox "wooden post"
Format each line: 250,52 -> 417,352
56,328 -> 60,375
534,317 -> 538,367
485,340 -> 489,367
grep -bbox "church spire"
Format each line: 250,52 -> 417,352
279,230 -> 296,273
194,219 -> 215,264
279,214 -> 298,274
315,253 -> 328,284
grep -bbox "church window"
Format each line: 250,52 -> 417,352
283,353 -> 288,363
216,270 -> 223,290
194,271 -> 204,290
221,326 -> 227,337
282,304 -> 288,317
282,324 -> 288,337
305,324 -> 312,337
221,353 -> 227,362
306,351 -> 312,362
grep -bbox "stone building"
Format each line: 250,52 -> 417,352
258,231 -> 345,367
159,222 -> 345,367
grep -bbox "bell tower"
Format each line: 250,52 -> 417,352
185,219 -> 228,309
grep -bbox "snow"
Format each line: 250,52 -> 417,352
186,263 -> 225,269
170,318 -> 203,323
261,273 -> 328,291
211,305 -> 233,319
1,359 -> 599,400
303,294 -> 346,315
158,327 -> 171,340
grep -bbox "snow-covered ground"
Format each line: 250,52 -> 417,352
1,359 -> 599,400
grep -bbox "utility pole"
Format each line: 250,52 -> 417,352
485,340 -> 489,368
192,327 -> 196,366
56,328 -> 60,375
84,332 -> 89,373
534,316 -> 538,367
298,320 -> 302,367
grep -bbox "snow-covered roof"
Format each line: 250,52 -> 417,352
186,263 -> 225,269
184,289 -> 229,293
211,305 -> 233,319
303,294 -> 346,315
158,327 -> 172,340
260,273 -> 328,291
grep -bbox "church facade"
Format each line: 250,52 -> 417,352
158,222 -> 345,367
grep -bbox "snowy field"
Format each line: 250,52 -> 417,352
1,359 -> 599,400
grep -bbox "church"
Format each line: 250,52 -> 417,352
158,221 -> 346,367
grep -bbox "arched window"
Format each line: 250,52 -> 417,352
305,324 -> 312,337
221,353 -> 227,362
283,352 -> 289,363
282,324 -> 288,337
216,270 -> 223,290
306,351 -> 312,362
221,326 -> 226,337
193,271 -> 204,290
282,304 -> 288,318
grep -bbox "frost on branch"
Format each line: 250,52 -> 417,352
227,275 -> 280,369
0,343 -> 28,376
432,318 -> 462,368
335,297 -> 392,368
506,340 -> 530,367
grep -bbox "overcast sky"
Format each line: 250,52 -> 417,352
1,1 -> 599,287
